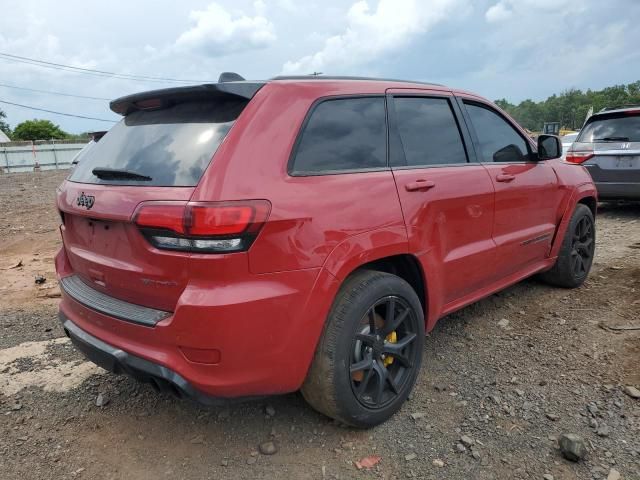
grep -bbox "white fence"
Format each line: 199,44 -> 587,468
0,140 -> 88,173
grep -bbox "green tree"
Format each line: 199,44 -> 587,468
495,80 -> 640,131
12,119 -> 69,141
0,107 -> 10,138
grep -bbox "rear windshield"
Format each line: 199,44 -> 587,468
69,99 -> 246,186
577,113 -> 640,143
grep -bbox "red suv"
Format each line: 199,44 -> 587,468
56,74 -> 597,427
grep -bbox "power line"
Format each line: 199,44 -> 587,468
0,99 -> 117,123
0,52 -> 210,84
0,82 -> 111,101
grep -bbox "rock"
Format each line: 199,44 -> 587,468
11,403 -> 22,411
455,443 -> 466,453
607,468 -> 621,480
265,404 -> 276,417
190,435 -> 204,444
546,413 -> 560,421
432,459 -> 445,468
498,318 -> 510,328
259,441 -> 278,455
543,475 -> 554,480
596,424 -> 611,437
405,453 -> 417,461
34,275 -> 46,285
460,435 -> 474,447
623,385 -> 640,399
433,383 -> 447,392
220,459 -> 228,467
558,433 -> 587,462
95,393 -> 109,407
410,412 -> 426,420
515,388 -> 525,397
246,456 -> 257,465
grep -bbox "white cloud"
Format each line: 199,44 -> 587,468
485,2 -> 513,23
175,2 -> 276,56
282,0 -> 465,74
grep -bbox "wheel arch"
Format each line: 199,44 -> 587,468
550,184 -> 597,258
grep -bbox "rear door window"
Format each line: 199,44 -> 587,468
290,97 -> 386,174
69,99 -> 246,186
393,97 -> 467,167
577,113 -> 640,142
464,102 -> 530,163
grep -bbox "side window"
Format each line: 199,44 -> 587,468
291,97 -> 386,174
465,103 -> 530,163
393,97 -> 467,167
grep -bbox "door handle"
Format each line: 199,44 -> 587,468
405,179 -> 435,192
496,174 -> 516,182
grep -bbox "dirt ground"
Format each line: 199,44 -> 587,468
0,170 -> 638,480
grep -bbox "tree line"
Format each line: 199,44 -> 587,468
0,113 -> 89,141
495,81 -> 640,132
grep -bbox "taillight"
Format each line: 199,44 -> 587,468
133,200 -> 271,253
565,152 -> 595,164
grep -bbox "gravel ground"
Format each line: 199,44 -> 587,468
0,171 -> 638,480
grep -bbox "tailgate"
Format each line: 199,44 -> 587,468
57,181 -> 195,312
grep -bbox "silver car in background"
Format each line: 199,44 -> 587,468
566,106 -> 640,200
561,132 -> 579,159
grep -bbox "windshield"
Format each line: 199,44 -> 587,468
577,113 -> 640,143
69,99 -> 246,186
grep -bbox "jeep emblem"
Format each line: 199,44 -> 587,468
77,192 -> 95,210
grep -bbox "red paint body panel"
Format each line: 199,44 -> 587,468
56,78 -> 596,398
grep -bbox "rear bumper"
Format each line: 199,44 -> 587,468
55,247 -> 340,398
594,182 -> 640,200
60,312 -> 224,404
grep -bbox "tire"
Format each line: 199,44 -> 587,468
301,270 -> 424,428
539,204 -> 595,288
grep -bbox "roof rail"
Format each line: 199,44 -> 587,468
598,104 -> 640,112
271,75 -> 443,87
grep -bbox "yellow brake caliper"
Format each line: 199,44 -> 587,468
384,331 -> 397,366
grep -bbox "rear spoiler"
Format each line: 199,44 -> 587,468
110,79 -> 266,116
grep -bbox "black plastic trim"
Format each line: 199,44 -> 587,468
60,275 -> 170,327
60,314 -> 233,405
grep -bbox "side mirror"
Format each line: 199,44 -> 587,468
537,134 -> 561,160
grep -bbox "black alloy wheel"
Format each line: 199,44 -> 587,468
571,215 -> 594,278
349,296 -> 419,409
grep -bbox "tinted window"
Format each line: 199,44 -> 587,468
577,113 -> 640,142
69,99 -> 246,186
292,97 -> 386,173
465,103 -> 529,162
393,97 -> 467,166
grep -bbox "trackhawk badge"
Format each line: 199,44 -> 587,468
76,192 -> 95,210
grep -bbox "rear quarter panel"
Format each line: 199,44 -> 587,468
192,82 -> 408,274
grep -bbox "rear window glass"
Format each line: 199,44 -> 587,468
69,99 -> 246,186
578,113 -> 640,142
393,97 -> 467,167
291,97 -> 386,174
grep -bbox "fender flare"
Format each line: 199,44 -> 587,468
549,182 -> 598,258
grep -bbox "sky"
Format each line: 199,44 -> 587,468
1,0 -> 639,134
